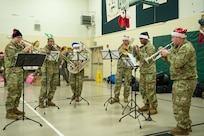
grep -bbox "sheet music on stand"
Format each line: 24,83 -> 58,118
47,51 -> 60,61
122,53 -> 139,67
71,52 -> 87,61
101,50 -> 119,60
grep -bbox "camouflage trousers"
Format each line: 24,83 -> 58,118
70,69 -> 84,97
113,67 -> 132,98
39,72 -> 58,102
172,79 -> 197,129
139,73 -> 158,109
5,72 -> 23,111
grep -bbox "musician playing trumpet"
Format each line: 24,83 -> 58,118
111,35 -> 133,104
159,28 -> 197,135
134,32 -> 158,115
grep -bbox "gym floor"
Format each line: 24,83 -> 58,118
0,80 -> 204,136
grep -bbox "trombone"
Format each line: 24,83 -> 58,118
7,35 -> 40,53
21,40 -> 40,50
144,42 -> 174,64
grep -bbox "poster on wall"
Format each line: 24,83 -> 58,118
106,0 -> 120,22
143,0 -> 167,9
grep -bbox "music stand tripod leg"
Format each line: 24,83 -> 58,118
122,89 -> 136,114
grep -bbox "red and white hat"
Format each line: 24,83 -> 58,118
171,28 -> 187,38
122,35 -> 130,41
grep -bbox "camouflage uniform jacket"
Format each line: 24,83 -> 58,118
117,43 -> 133,69
41,45 -> 58,73
136,41 -> 156,74
163,39 -> 197,80
4,40 -> 27,73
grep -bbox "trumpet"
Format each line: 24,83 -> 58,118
144,42 -> 174,64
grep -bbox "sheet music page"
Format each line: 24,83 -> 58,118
101,50 -> 119,59
48,51 -> 60,61
126,53 -> 139,67
71,52 -> 87,61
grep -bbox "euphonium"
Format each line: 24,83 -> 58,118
144,42 -> 174,64
67,42 -> 91,74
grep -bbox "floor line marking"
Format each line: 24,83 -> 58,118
21,98 -> 64,136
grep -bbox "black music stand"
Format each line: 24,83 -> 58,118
118,53 -> 147,129
34,51 -> 60,113
69,51 -> 89,108
120,54 -> 139,114
3,54 -> 45,130
101,49 -> 124,110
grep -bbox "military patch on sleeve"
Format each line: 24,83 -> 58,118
9,46 -> 15,49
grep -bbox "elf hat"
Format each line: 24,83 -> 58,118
139,32 -> 149,40
171,28 -> 187,38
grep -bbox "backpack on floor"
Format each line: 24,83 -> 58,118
194,82 -> 204,97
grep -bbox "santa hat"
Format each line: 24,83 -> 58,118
12,29 -> 22,38
139,32 -> 150,40
72,42 -> 80,48
0,52 -> 4,57
122,35 -> 130,41
171,28 -> 187,38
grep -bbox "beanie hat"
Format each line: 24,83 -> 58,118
139,32 -> 150,40
12,29 -> 22,38
122,35 -> 130,41
72,42 -> 80,48
171,28 -> 187,38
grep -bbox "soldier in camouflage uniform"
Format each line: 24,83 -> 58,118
135,32 -> 158,115
111,35 -> 133,103
69,42 -> 84,102
38,38 -> 59,108
4,29 -> 31,119
160,28 -> 197,135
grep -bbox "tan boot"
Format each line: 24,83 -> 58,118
170,126 -> 189,135
188,126 -> 192,132
147,108 -> 158,115
111,97 -> 119,104
6,109 -> 18,119
124,97 -> 128,103
47,101 -> 56,106
75,97 -> 80,102
71,94 -> 75,100
13,108 -> 25,116
139,104 -> 150,111
39,102 -> 45,108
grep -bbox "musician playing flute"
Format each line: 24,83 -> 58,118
135,32 -> 158,115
